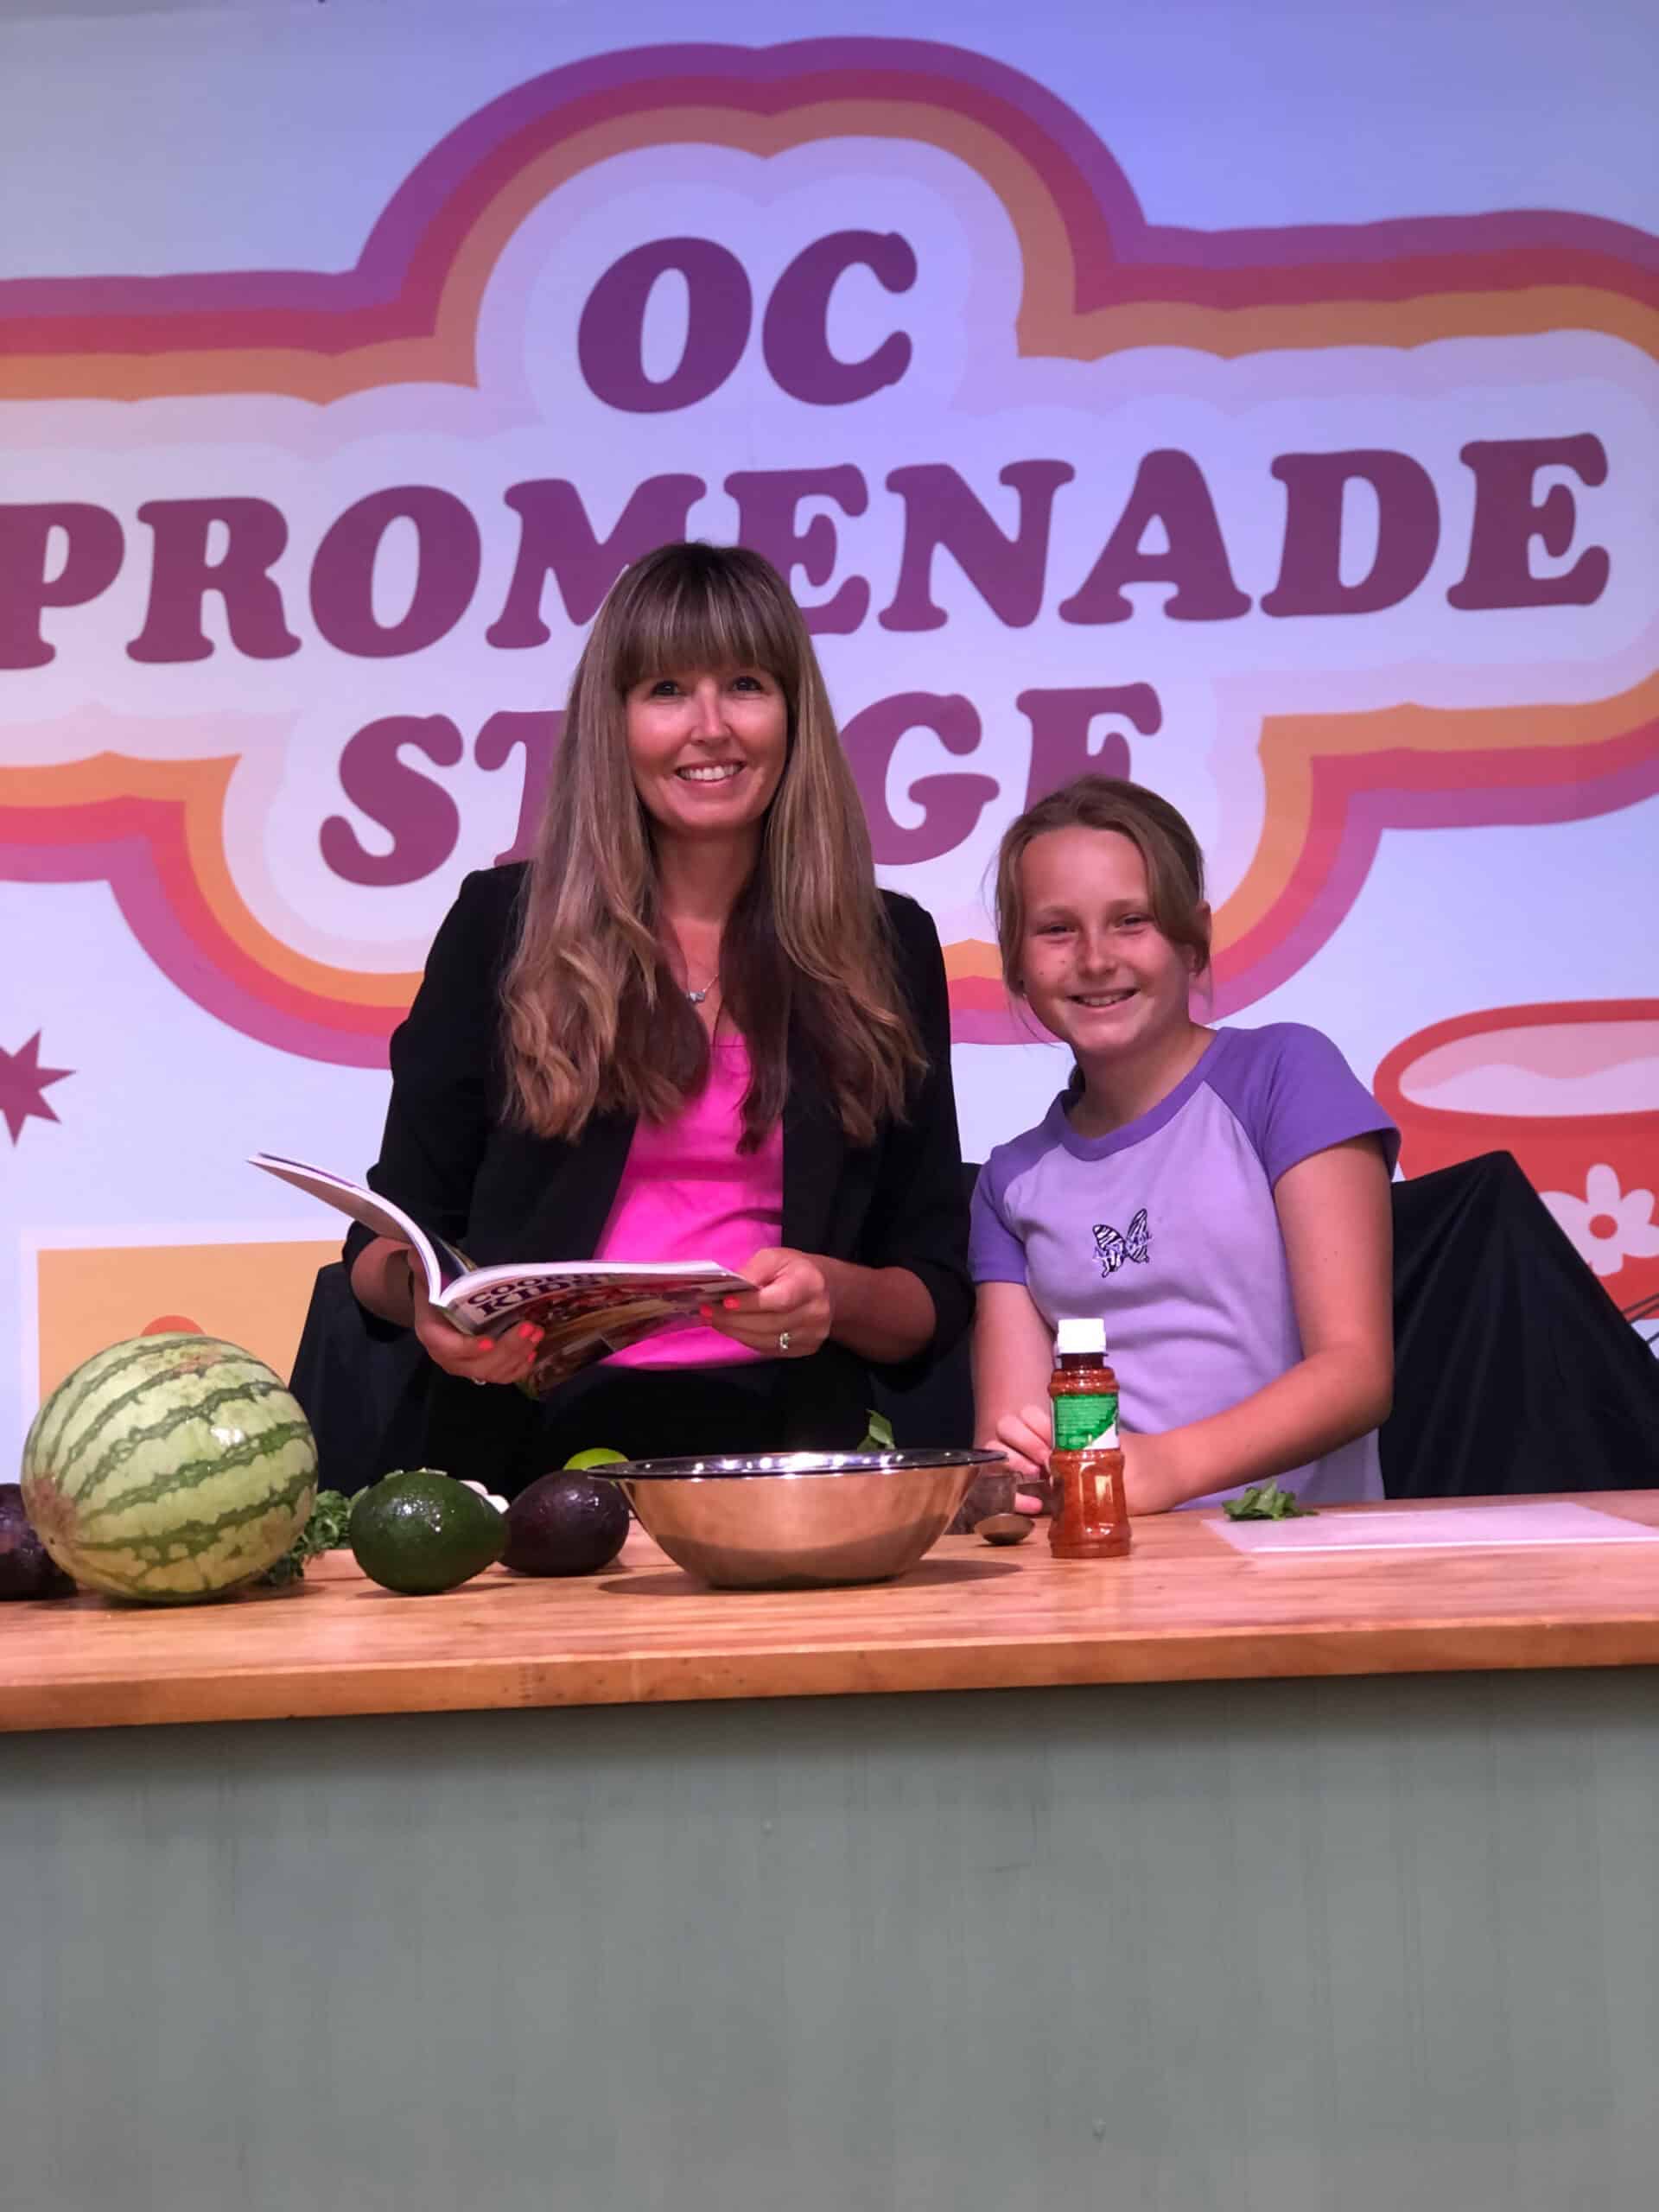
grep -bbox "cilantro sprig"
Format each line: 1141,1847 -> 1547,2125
857,1409 -> 896,1454
257,1488 -> 353,1586
1223,1477 -> 1317,1522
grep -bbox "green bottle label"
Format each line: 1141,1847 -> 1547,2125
1053,1392 -> 1119,1452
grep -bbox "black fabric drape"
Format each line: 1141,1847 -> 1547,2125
1380,1150 -> 1659,1497
289,1260 -> 420,1496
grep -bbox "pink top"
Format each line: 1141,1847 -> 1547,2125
594,1030 -> 783,1369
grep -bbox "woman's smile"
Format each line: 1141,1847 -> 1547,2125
626,666 -> 787,840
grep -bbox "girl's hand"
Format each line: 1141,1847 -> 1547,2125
1119,1432 -> 1187,1516
986,1402 -> 1055,1509
996,1414 -> 1183,1517
703,1249 -> 834,1358
410,1269 -> 543,1387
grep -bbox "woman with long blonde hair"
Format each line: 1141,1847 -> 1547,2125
347,543 -> 970,1487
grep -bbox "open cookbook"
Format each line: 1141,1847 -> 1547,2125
251,1153 -> 753,1395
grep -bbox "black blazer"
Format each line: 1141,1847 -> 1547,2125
346,865 -> 972,1480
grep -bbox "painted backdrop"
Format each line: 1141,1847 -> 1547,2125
3,3 -> 1656,1452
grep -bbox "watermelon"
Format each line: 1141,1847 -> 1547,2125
21,1334 -> 317,1604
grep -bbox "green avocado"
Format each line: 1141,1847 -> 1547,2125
348,1468 -> 506,1595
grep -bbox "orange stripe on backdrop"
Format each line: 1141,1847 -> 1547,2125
1056,287 -> 1659,361
1,756 -> 418,1011
8,687 -> 1653,1050
942,941 -> 1005,982
0,99 -> 1077,402
1213,670 -> 1659,955
19,281 -> 1652,403
3,92 -> 1656,403
943,674 -> 1659,1004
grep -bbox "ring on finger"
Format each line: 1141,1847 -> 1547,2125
778,1329 -> 791,1355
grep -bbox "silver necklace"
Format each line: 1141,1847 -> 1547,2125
686,982 -> 713,1005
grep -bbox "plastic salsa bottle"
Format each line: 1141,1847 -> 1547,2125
1047,1317 -> 1131,1560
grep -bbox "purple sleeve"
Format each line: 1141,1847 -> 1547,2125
969,1152 -> 1030,1283
1211,1024 -> 1401,1185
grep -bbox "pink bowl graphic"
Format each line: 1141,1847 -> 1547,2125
1375,1000 -> 1659,1313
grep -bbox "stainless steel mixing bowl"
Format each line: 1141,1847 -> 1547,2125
607,1448 -> 1007,1589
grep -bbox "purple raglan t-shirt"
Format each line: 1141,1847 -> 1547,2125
969,1025 -> 1401,1509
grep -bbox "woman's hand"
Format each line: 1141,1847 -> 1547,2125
703,1248 -> 834,1358
410,1269 -> 543,1387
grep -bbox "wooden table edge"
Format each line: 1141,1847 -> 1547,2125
10,1614 -> 1659,1734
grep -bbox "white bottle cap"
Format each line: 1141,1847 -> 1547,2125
1055,1317 -> 1108,1357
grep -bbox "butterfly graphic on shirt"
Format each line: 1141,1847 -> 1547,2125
1092,1209 -> 1150,1276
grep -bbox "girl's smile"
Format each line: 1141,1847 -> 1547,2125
1016,824 -> 1210,1128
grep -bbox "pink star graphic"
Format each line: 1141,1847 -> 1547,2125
0,1033 -> 73,1145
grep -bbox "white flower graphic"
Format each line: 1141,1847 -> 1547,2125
1541,1163 -> 1659,1281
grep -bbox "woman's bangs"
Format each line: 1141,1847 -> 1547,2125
613,563 -> 798,695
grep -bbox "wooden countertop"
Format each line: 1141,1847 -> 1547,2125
7,1493 -> 1659,1734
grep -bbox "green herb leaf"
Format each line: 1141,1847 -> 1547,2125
1223,1477 -> 1317,1522
256,1488 -> 353,1586
858,1409 -> 896,1454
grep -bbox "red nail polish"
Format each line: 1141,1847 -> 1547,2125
722,1296 -> 740,1311
479,1338 -> 495,1352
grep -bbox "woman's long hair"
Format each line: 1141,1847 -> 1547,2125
503,543 -> 924,1150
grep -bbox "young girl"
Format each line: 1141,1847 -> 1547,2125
971,775 -> 1398,1513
